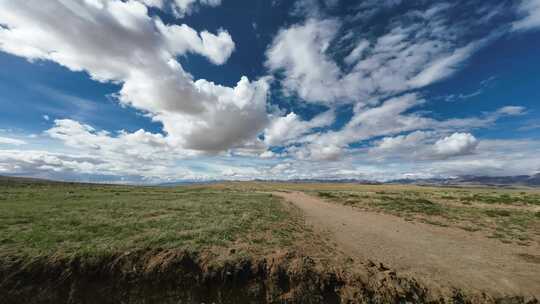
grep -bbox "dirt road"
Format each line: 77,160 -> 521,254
274,191 -> 540,297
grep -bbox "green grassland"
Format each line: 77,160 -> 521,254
2,179 -> 540,259
2,179 -> 540,303
0,180 -> 311,260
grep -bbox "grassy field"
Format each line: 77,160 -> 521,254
0,180 -> 315,261
2,179 -> 539,259
1,179 -> 539,302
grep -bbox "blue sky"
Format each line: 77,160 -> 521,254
0,0 -> 539,183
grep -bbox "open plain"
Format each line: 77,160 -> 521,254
1,178 -> 539,303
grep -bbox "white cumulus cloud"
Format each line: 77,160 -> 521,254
0,0 -> 268,153
434,133 -> 478,157
264,110 -> 335,146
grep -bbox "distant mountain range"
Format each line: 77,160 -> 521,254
387,174 -> 540,187
251,178 -> 383,184
2,174 -> 540,187
161,175 -> 540,187
0,175 -> 63,184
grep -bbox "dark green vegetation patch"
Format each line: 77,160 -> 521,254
375,197 -> 445,216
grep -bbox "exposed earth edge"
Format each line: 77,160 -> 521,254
0,250 -> 537,304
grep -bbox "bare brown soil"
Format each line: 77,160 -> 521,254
274,191 -> 540,299
0,249 -> 479,304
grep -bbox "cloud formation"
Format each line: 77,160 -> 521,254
2,136 -> 539,183
171,0 -> 222,18
0,136 -> 26,146
265,5 -> 487,106
434,133 -> 478,157
514,0 -> 540,31
0,0 -> 267,153
0,0 -> 537,183
264,110 -> 335,147
261,1 -> 530,163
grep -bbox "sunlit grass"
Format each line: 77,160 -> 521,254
0,182 -> 300,259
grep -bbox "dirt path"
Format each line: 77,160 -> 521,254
274,191 -> 540,298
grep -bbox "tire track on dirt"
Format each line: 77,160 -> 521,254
274,191 -> 540,298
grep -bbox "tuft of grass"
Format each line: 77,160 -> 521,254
441,195 -> 456,200
460,193 -> 540,206
485,209 -> 512,217
422,219 -> 449,227
459,225 -> 481,232
517,253 -> 540,264
317,191 -> 337,199
373,197 -> 445,216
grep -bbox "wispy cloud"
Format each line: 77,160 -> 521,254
513,0 -> 540,31
0,136 -> 26,146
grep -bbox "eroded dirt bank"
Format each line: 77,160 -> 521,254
0,250 -> 537,304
